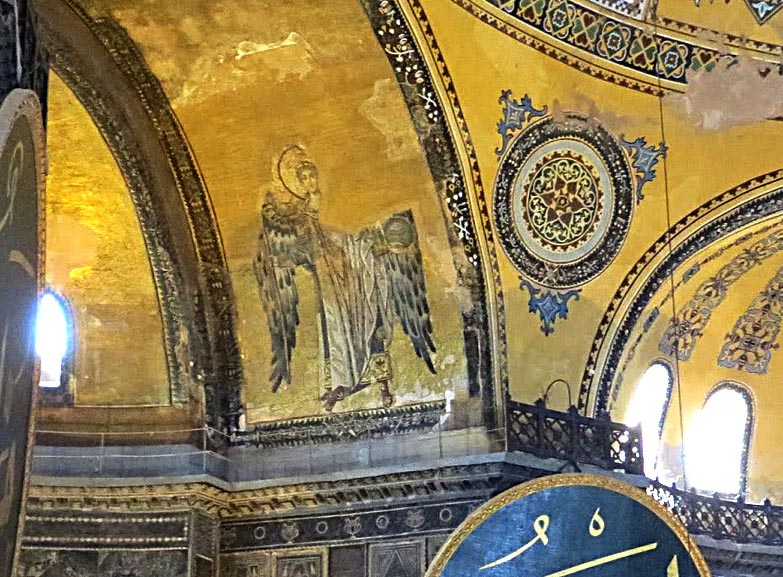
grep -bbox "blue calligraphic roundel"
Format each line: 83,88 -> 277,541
0,89 -> 44,576
428,474 -> 710,577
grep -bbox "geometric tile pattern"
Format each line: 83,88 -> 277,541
590,0 -> 652,19
277,555 -> 322,577
659,229 -> 783,361
479,0 -> 729,85
719,265 -> 783,374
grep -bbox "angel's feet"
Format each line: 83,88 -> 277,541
321,386 -> 349,412
380,381 -> 394,408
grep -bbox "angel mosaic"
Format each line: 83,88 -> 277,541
254,145 -> 437,411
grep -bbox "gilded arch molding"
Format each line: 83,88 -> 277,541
360,0 -> 508,427
36,0 -> 243,429
578,169 -> 783,416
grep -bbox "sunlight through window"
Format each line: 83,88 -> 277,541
625,362 -> 672,478
35,292 -> 69,389
686,385 -> 751,496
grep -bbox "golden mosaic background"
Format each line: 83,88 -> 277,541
39,0 -> 783,495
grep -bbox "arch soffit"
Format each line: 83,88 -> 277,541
35,0 -> 242,428
579,169 -> 783,415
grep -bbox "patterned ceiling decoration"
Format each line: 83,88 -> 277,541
578,170 -> 783,416
719,265 -> 783,374
587,0 -> 652,19
659,229 -> 783,361
606,220 -> 783,409
493,90 -> 664,335
467,0 -> 783,95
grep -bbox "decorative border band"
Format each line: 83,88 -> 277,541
579,170 -> 783,415
449,0 -> 782,95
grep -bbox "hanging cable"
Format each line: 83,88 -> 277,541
650,0 -> 696,563
650,0 -> 688,495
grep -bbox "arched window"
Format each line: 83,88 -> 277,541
35,291 -> 72,392
686,383 -> 753,496
625,361 -> 673,478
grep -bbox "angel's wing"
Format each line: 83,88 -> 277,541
378,210 -> 436,373
253,196 -> 306,392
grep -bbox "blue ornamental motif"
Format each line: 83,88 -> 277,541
744,0 -> 783,24
619,137 -> 667,203
495,90 -> 548,157
694,0 -> 783,24
495,89 -> 669,335
520,280 -> 581,336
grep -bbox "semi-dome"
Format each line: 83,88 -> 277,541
3,0 -> 783,575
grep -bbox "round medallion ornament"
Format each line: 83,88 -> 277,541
427,474 -> 710,577
494,114 -> 634,288
0,89 -> 45,574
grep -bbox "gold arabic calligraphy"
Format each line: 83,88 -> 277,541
480,508 -> 679,577
479,514 -> 550,570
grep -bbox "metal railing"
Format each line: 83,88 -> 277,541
30,406 -> 783,548
506,399 -> 644,475
649,480 -> 783,546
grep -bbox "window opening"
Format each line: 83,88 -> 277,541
686,384 -> 752,496
35,291 -> 69,389
625,361 -> 673,478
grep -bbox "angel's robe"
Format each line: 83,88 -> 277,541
255,195 -> 435,396
311,222 -> 394,391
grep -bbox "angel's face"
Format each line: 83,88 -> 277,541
296,165 -> 319,196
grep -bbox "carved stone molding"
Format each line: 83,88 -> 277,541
25,461 -> 539,520
221,501 -> 477,552
23,511 -> 191,548
234,402 -> 446,448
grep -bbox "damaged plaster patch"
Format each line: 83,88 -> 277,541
108,1 -> 377,108
570,92 -> 655,133
233,32 -> 315,82
359,78 -> 422,162
669,56 -> 783,131
173,31 -> 316,105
